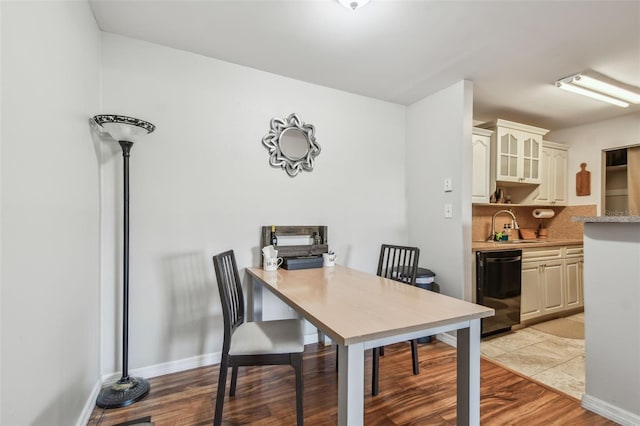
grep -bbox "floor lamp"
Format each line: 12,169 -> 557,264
93,114 -> 156,409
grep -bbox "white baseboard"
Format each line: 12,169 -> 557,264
78,351 -> 223,425
582,393 -> 640,426
102,351 -> 223,385
304,332 -> 320,345
78,334 -> 320,424
440,332 -> 640,425
439,333 -> 640,425
76,379 -> 102,426
436,331 -> 457,347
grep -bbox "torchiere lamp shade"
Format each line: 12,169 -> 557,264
94,114 -> 155,142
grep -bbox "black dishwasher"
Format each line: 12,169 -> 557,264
476,249 -> 522,337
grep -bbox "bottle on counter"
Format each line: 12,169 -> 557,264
270,225 -> 278,246
502,224 -> 509,241
511,220 -> 519,239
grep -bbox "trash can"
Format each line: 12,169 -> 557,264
414,268 -> 439,343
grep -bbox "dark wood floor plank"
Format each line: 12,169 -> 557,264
87,341 -> 615,425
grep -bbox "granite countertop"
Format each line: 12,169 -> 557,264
472,238 -> 584,251
572,216 -> 640,223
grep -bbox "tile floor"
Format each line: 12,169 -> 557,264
480,313 -> 585,400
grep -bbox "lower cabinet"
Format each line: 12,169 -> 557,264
564,246 -> 584,309
521,245 -> 583,322
542,259 -> 565,313
521,261 -> 543,318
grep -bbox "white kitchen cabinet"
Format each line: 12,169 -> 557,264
520,245 -> 582,322
564,246 -> 584,308
472,127 -> 494,203
520,247 -> 562,321
534,141 -> 568,206
521,258 -> 564,321
479,119 -> 549,185
541,259 -> 565,313
521,261 -> 543,319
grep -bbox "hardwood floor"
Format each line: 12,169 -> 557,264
88,341 -> 614,425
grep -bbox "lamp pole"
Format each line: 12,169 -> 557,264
93,115 -> 154,409
120,140 -> 132,383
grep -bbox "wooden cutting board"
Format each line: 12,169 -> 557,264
576,163 -> 591,196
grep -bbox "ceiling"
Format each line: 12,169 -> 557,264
89,0 -> 640,131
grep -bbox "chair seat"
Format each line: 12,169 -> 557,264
230,319 -> 304,356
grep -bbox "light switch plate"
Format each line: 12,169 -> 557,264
444,203 -> 453,218
444,178 -> 453,192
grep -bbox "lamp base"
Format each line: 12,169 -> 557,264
96,376 -> 150,409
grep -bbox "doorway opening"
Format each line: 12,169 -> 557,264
602,144 -> 640,216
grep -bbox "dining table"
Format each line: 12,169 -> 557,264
246,264 -> 494,426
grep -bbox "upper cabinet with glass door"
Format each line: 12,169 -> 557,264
480,119 -> 549,184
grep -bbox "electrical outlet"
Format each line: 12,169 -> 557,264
444,203 -> 453,218
444,178 -> 453,192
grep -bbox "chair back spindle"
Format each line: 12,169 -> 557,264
213,250 -> 245,351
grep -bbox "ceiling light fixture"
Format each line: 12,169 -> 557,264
338,0 -> 371,11
555,72 -> 640,108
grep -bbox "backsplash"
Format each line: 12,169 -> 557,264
472,204 -> 597,241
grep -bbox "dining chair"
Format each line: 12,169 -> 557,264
372,244 -> 421,396
212,250 -> 304,426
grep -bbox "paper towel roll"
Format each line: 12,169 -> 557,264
532,208 -> 555,219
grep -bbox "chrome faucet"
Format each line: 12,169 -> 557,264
489,209 -> 519,241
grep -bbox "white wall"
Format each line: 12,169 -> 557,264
0,2 -> 101,425
98,33 -> 408,373
547,112 -> 640,212
406,81 -> 474,301
582,222 -> 640,424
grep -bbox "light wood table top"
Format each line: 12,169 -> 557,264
247,265 -> 493,346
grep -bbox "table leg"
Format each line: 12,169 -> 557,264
456,319 -> 481,426
246,275 -> 262,322
337,342 -> 364,426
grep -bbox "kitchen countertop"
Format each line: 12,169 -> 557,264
472,238 -> 583,252
572,215 -> 640,223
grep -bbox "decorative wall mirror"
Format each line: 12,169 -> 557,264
262,113 -> 321,177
